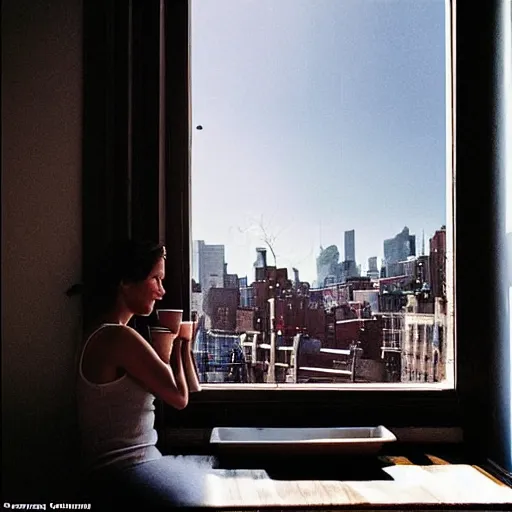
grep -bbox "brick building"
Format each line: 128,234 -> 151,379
430,227 -> 446,299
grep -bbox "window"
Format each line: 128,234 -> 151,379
83,1 -> 510,450
190,0 -> 455,388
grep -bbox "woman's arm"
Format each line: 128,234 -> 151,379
146,331 -> 191,398
106,325 -> 189,409
169,338 -> 189,404
181,338 -> 202,392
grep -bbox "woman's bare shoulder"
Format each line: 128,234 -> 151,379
97,324 -> 145,344
83,323 -> 145,351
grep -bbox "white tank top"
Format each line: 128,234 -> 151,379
76,324 -> 162,474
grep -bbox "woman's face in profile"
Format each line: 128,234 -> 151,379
121,257 -> 166,315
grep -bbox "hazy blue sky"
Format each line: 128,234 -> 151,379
507,0 -> 512,237
191,0 -> 448,284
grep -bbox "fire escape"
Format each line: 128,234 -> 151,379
380,313 -> 402,382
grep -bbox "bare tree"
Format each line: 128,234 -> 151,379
237,214 -> 284,267
235,214 -> 313,275
258,217 -> 278,267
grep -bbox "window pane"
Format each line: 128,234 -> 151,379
190,0 -> 454,386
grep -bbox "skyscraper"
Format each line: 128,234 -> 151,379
368,256 -> 378,272
194,240 -> 225,292
316,245 -> 339,287
384,226 -> 416,277
344,229 -> 355,262
367,256 -> 380,279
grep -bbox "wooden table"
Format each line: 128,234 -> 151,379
199,453 -> 512,509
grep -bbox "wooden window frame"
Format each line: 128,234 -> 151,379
82,0 -> 510,471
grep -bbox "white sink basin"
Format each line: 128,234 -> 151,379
210,426 -> 396,456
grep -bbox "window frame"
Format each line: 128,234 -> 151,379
83,0 -> 508,463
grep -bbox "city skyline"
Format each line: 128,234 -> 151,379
192,222 -> 449,385
191,0 -> 448,284
193,223 -> 445,287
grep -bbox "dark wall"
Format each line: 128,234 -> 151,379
2,0 -> 83,501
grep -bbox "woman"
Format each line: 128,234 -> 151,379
75,240 -> 215,509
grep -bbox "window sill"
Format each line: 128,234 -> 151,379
196,382 -> 453,392
159,388 -> 462,431
181,384 -> 457,405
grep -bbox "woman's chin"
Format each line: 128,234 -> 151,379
139,301 -> 155,316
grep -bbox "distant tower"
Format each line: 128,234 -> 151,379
344,229 -> 355,262
292,267 -> 300,287
254,247 -> 267,269
367,256 -> 379,279
316,245 -> 340,287
194,240 -> 225,292
383,226 -> 416,277
421,229 -> 425,256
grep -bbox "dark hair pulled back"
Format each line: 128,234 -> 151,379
68,239 -> 166,318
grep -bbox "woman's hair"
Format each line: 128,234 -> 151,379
68,239 -> 166,317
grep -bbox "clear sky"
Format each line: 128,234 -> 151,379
190,0 -> 447,285
507,0 -> 512,237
